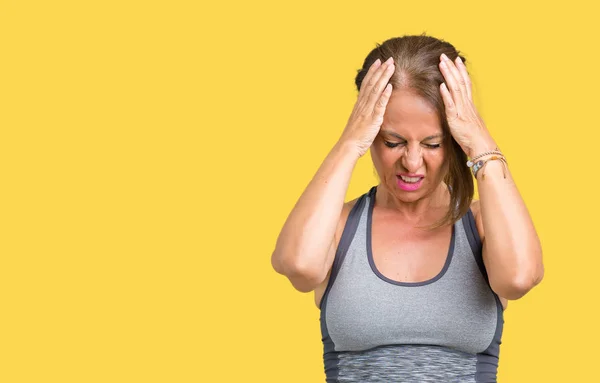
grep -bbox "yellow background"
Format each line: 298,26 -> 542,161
1,0 -> 597,382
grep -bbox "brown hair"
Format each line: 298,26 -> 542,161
355,34 -> 474,230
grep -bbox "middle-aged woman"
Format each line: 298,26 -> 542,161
271,35 -> 544,382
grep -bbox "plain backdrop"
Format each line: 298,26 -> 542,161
1,0 -> 598,382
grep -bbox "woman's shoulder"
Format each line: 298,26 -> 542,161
338,197 -> 360,234
470,198 -> 508,310
469,199 -> 485,242
313,195 -> 363,310
340,188 -> 373,220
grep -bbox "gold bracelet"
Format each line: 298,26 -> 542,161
467,147 -> 502,167
477,155 -> 508,180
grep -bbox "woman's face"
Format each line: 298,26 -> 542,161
370,88 -> 449,203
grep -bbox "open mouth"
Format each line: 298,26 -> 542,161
397,175 -> 423,183
396,175 -> 424,191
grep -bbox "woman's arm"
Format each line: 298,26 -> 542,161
471,140 -> 545,300
271,57 -> 396,293
437,53 -> 544,300
270,141 -> 359,293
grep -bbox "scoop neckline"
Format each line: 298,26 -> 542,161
366,186 -> 456,287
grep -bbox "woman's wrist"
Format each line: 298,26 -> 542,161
474,156 -> 508,181
465,132 -> 498,159
332,139 -> 362,164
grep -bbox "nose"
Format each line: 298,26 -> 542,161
401,144 -> 423,173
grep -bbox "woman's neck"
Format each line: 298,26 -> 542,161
375,182 -> 450,223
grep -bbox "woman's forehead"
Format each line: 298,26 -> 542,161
384,89 -> 440,129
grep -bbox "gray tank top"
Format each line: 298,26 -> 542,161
319,186 -> 504,383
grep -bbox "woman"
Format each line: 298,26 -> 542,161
271,35 -> 544,382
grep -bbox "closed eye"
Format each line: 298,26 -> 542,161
384,141 -> 403,148
384,141 -> 441,149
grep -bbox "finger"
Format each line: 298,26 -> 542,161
440,82 -> 457,120
442,54 -> 469,99
361,57 -> 393,101
373,83 -> 393,119
454,56 -> 472,101
359,59 -> 382,93
439,54 -> 466,111
360,58 -> 390,96
365,59 -> 395,111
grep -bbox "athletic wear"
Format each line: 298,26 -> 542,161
319,186 -> 504,382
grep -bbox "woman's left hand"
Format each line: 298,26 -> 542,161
438,53 -> 497,158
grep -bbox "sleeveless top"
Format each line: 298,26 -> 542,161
319,186 -> 504,383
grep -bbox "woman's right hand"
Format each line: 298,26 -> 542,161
339,56 -> 395,158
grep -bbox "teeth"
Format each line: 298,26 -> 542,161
400,175 -> 421,183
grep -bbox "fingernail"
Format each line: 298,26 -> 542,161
441,53 -> 449,61
385,57 -> 394,64
456,56 -> 463,64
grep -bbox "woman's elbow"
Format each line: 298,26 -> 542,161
271,251 -> 324,293
495,266 -> 545,300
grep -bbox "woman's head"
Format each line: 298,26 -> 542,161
354,34 -> 474,229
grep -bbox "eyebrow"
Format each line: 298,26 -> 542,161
381,129 -> 444,141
